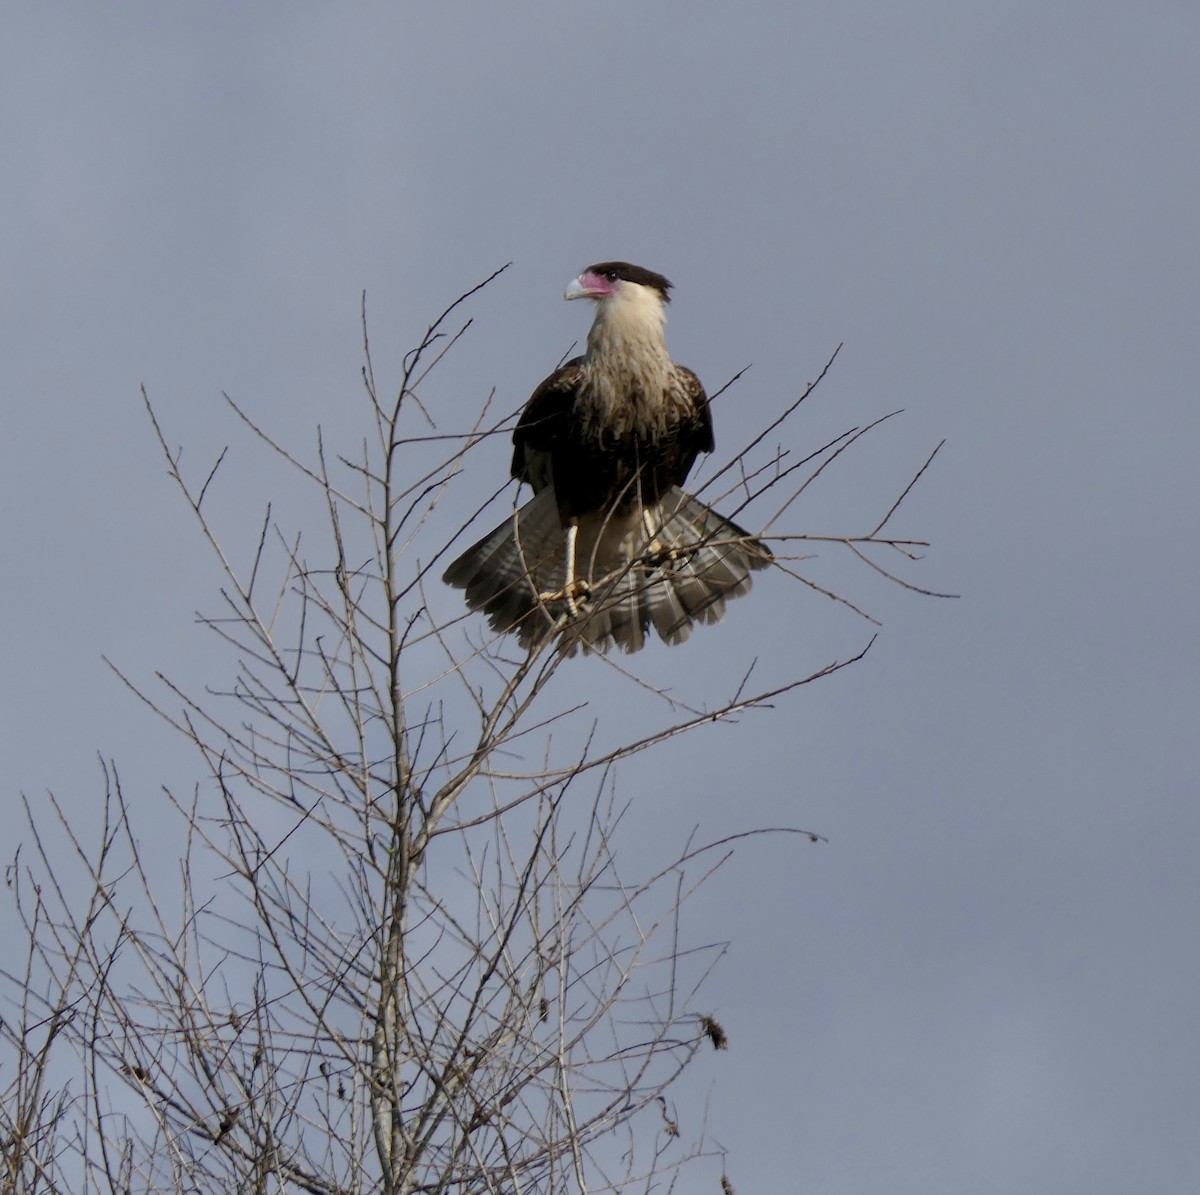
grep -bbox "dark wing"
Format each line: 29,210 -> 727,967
672,366 -> 715,485
511,357 -> 585,492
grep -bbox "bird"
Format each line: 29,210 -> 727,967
443,261 -> 772,653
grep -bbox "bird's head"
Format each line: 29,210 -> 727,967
564,262 -> 673,305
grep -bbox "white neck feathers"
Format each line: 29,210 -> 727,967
579,284 -> 681,437
586,282 -> 669,364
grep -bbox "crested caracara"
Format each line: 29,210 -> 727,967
444,261 -> 772,653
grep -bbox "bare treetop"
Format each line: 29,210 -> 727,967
2,267 -> 947,1194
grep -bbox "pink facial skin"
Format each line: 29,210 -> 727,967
570,271 -> 617,299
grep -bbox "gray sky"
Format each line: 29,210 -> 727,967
4,4 -> 1198,1191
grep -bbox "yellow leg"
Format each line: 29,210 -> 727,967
640,507 -> 685,568
562,522 -> 584,616
537,520 -> 590,616
642,509 -> 660,552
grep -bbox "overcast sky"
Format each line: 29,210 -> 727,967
3,4 -> 1198,1192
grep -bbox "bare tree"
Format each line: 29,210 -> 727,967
1,267 -> 946,1194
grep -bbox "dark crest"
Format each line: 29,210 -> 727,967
584,261 -> 673,301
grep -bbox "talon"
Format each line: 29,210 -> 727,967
641,542 -> 689,570
538,519 -> 591,617
537,578 -> 591,617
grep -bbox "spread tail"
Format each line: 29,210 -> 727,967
443,487 -> 772,654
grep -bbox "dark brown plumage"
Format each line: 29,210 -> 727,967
512,354 -> 712,520
444,262 -> 771,653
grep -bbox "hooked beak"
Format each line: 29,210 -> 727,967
564,270 -> 613,301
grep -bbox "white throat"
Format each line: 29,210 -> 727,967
579,284 -> 679,437
586,283 -> 670,364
